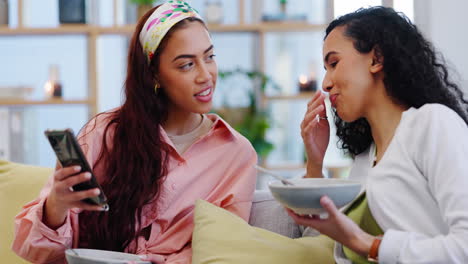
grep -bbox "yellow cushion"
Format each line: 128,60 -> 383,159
0,160 -> 52,264
192,199 -> 335,264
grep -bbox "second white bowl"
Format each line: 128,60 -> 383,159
268,178 -> 361,215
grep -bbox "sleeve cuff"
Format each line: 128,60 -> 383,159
379,229 -> 407,264
32,198 -> 73,244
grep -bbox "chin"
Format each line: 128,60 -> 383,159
336,110 -> 358,123
198,105 -> 213,114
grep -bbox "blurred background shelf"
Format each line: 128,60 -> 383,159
0,25 -> 94,35
208,23 -> 327,32
264,92 -> 316,101
0,0 -> 426,182
0,99 -> 92,106
0,23 -> 327,36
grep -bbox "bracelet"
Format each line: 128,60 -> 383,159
367,235 -> 383,263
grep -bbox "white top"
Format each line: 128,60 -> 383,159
334,104 -> 468,264
167,114 -> 213,154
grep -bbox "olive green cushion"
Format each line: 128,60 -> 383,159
343,193 -> 384,264
192,199 -> 335,264
0,160 -> 52,264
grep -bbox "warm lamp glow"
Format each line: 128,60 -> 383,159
299,74 -> 308,84
44,81 -> 53,97
298,74 -> 317,92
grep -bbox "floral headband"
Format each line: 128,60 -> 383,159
139,0 -> 203,64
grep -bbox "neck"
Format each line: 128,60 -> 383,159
365,88 -> 407,160
163,110 -> 203,136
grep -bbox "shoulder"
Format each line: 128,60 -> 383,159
207,114 -> 255,150
404,103 -> 465,125
395,104 -> 468,162
400,103 -> 467,134
78,108 -> 119,144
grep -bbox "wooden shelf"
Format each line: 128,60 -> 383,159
0,99 -> 92,106
0,25 -> 96,35
98,25 -> 134,35
209,23 -> 326,33
0,25 -> 134,36
264,92 -> 316,101
254,22 -> 326,32
0,23 -> 326,36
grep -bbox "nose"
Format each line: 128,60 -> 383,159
322,72 -> 333,92
196,62 -> 213,84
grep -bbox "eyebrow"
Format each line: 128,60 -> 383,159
172,45 -> 214,62
323,51 -> 338,69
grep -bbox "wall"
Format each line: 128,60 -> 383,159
414,0 -> 468,93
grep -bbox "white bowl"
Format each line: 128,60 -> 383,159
268,178 -> 362,215
65,249 -> 151,264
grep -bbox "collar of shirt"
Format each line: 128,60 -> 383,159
159,114 -> 240,162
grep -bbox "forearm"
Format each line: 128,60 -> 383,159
305,160 -> 324,178
347,232 -> 376,257
43,196 -> 69,229
13,197 -> 74,263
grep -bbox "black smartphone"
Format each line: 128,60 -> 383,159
44,128 -> 109,211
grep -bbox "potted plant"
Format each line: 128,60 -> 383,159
129,0 -> 156,19
215,69 -> 279,162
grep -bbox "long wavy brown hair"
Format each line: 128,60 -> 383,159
78,6 -> 205,252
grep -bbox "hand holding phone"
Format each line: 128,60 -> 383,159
45,129 -> 109,211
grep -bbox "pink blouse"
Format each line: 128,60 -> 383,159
12,112 -> 257,264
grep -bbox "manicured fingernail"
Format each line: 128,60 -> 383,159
84,172 -> 91,179
322,196 -> 331,204
94,189 -> 100,195
74,166 -> 81,171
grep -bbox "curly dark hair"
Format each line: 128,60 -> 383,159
325,6 -> 468,156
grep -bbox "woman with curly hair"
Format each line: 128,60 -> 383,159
290,6 -> 468,263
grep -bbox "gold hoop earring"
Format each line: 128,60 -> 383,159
154,82 -> 160,93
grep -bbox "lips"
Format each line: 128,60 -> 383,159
330,94 -> 338,108
195,87 -> 211,97
194,87 -> 213,103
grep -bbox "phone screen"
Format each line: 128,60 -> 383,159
48,132 -> 84,168
45,129 -> 109,210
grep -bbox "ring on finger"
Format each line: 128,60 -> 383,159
315,114 -> 328,122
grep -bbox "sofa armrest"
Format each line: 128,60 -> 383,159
248,190 -> 302,238
0,160 -> 53,264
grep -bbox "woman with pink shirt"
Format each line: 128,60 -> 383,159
13,1 -> 257,263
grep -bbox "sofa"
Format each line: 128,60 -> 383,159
0,160 -> 302,264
